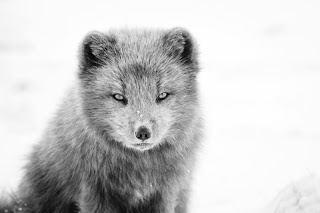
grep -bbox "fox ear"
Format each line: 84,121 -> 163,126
163,28 -> 197,65
79,31 -> 117,73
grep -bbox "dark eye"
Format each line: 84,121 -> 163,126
112,94 -> 127,104
156,92 -> 169,103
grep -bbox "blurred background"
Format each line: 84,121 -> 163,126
0,0 -> 320,212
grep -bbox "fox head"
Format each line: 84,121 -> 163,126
78,28 -> 200,151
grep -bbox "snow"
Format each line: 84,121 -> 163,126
1,0 -> 320,212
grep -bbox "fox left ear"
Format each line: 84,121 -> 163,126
79,31 -> 118,77
163,28 -> 198,66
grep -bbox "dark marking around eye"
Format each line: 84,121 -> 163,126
156,92 -> 170,103
112,94 -> 128,105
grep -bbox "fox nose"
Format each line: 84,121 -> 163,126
136,127 -> 151,141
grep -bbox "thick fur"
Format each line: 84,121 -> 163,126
0,28 -> 202,213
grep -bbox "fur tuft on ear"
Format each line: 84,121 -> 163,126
79,31 -> 117,75
163,28 -> 197,66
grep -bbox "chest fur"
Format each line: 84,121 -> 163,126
107,163 -> 161,204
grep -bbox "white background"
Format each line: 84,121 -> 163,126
0,0 -> 320,212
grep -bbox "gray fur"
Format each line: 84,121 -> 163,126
0,28 -> 202,213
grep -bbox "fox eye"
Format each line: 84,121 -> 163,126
112,94 -> 127,104
156,92 -> 169,103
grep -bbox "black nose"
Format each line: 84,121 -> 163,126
136,127 -> 151,141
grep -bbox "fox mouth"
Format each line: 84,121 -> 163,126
131,143 -> 154,150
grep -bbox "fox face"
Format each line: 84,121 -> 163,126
78,29 -> 199,151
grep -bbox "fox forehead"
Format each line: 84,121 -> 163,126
94,60 -> 187,96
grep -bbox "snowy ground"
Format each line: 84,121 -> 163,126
1,0 -> 320,212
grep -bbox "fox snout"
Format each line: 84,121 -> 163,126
135,126 -> 151,141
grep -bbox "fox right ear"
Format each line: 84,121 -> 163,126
79,31 -> 117,74
163,28 -> 198,66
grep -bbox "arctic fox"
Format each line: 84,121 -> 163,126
0,28 -> 202,213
